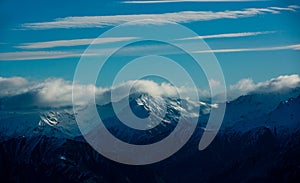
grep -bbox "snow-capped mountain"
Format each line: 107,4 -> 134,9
0,92 -> 212,140
1,89 -> 300,140
221,88 -> 300,130
0,109 -> 79,140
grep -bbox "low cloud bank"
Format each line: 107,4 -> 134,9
229,74 -> 300,99
0,74 -> 299,109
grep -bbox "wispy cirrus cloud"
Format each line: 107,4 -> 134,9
122,0 -> 264,4
15,37 -> 137,49
195,44 -> 300,53
179,31 -> 275,40
0,51 -> 86,61
20,5 -> 299,30
1,43 -> 300,61
15,31 -> 271,50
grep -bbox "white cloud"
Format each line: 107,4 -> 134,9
269,6 -> 299,12
229,74 -> 300,100
122,0 -> 263,4
255,75 -> 300,92
179,31 -> 275,40
0,77 -> 205,109
0,45 -> 174,61
208,79 -> 221,88
15,37 -> 137,49
0,51 -> 84,61
0,75 -> 299,109
1,43 -> 300,61
0,77 -> 29,96
0,77 -> 108,109
20,5 -> 299,30
229,78 -> 256,95
195,44 -> 300,53
0,77 -> 28,88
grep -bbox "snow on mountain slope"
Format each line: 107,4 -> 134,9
0,110 -> 41,138
266,94 -> 300,132
222,88 -> 300,129
39,110 -> 81,137
0,93 -> 211,139
0,109 -> 79,139
1,89 -> 299,140
227,94 -> 300,134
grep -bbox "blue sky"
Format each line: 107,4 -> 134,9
0,0 -> 299,88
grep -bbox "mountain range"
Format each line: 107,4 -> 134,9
0,88 -> 300,182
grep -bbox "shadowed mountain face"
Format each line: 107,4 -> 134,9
0,91 -> 300,183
